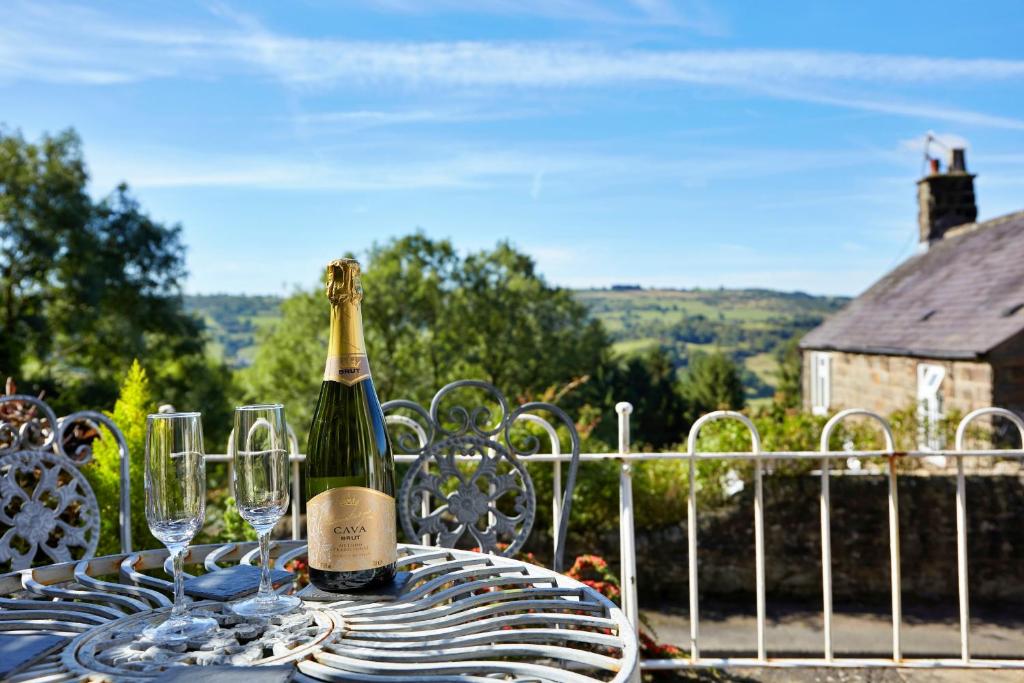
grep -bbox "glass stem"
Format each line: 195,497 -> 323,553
257,529 -> 274,602
171,545 -> 187,619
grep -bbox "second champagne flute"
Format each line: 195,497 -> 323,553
144,412 -> 218,643
230,404 -> 301,616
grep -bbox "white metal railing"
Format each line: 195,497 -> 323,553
207,404 -> 1024,671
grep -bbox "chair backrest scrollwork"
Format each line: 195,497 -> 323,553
0,395 -> 131,571
383,380 -> 581,572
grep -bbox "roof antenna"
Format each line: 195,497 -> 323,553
922,132 -> 947,175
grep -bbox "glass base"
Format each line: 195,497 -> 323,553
230,592 -> 301,617
143,614 -> 218,644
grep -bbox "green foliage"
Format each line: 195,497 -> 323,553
568,404 -> 838,533
184,294 -> 282,367
151,352 -> 238,450
579,288 -> 847,400
85,360 -> 159,555
681,351 -> 745,415
241,290 -> 326,447
596,349 -> 690,449
188,289 -> 845,405
772,337 -> 803,408
447,242 -> 608,398
0,127 -> 233,432
244,233 -> 611,448
530,411 -> 619,540
889,404 -> 966,455
221,497 -> 258,542
631,459 -> 691,529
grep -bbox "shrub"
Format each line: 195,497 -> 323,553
221,496 -> 258,542
85,360 -> 159,555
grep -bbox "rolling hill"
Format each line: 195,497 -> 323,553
575,288 -> 847,399
185,288 -> 848,398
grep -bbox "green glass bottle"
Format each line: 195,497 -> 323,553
305,258 -> 397,591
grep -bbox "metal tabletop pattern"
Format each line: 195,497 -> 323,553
0,542 -> 638,682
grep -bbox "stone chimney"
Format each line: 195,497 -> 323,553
917,147 -> 977,245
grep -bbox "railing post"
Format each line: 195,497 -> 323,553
820,408 -> 900,662
956,434 -> 971,664
686,423 -> 701,663
753,430 -> 766,662
687,411 -> 763,664
819,427 -> 835,662
953,407 -> 1024,664
888,454 -> 902,662
616,402 -> 639,635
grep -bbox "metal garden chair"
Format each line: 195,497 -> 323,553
383,379 -> 581,572
0,395 -> 130,571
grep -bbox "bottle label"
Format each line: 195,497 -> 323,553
306,486 -> 397,572
324,354 -> 371,385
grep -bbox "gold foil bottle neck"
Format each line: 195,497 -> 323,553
326,258 -> 363,306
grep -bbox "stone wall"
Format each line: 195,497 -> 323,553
990,333 -> 1024,416
561,473 -> 1024,607
800,350 -> 993,418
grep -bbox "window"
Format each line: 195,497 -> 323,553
917,363 -> 946,450
810,352 -> 831,416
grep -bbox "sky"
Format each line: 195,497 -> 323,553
2,1 -> 1023,296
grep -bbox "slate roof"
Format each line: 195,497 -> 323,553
800,210 -> 1024,359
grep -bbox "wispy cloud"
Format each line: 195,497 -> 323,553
87,145 -> 595,193
530,170 -> 545,200
354,0 -> 626,23
291,106 -> 536,132
4,2 -> 1023,129
624,0 -> 728,34
85,141 -> 891,195
294,110 -> 475,127
354,0 -> 729,35
234,41 -> 1024,92
784,92 -> 1024,130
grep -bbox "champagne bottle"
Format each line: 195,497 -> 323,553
305,258 -> 397,591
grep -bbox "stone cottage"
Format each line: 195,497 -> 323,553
800,149 -> 1024,447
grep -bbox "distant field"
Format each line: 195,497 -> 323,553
745,351 -> 779,387
611,338 -> 660,355
185,294 -> 282,368
575,288 -> 847,399
576,288 -> 843,324
187,287 -> 847,398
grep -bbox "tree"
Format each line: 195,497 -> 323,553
580,347 -> 689,449
0,127 -> 233,429
241,290 -> 324,444
86,360 -> 158,555
773,337 -> 803,408
1,128 -> 90,377
361,233 -> 461,401
244,233 -> 612,446
681,351 -> 745,415
449,242 -> 610,398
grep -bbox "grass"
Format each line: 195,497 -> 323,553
745,352 -> 778,386
577,288 -> 845,398
185,289 -> 846,402
612,338 -> 661,355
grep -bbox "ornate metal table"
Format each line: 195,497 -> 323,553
0,542 -> 638,682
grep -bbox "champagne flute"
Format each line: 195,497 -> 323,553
143,412 -> 218,643
230,404 -> 301,616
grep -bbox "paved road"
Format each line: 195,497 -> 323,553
640,604 -> 1024,682
647,668 -> 1024,682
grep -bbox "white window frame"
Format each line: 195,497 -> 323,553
810,351 -> 831,416
917,362 -> 946,451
